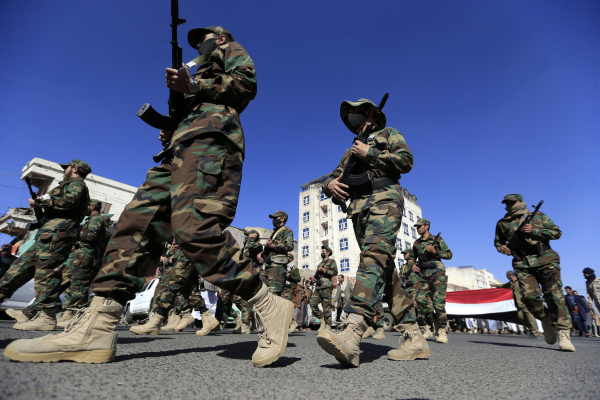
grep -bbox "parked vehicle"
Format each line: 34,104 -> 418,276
124,278 -> 159,323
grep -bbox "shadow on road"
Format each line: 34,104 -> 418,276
319,341 -> 391,368
468,340 -> 550,350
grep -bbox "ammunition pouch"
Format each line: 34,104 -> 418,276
419,262 -> 438,270
270,255 -> 289,265
348,175 -> 398,199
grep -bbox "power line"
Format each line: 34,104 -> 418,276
0,185 -> 26,190
0,172 -> 21,176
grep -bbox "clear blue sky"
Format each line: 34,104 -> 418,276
1,1 -> 598,292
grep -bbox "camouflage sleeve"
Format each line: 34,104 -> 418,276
193,42 -> 257,105
79,216 -> 103,245
494,221 -> 507,253
247,241 -> 263,257
436,237 -> 453,260
289,267 -> 301,284
493,282 -> 510,289
322,150 -> 351,198
42,180 -> 85,211
530,212 -> 562,241
407,246 -> 418,267
323,259 -> 338,278
401,263 -> 411,276
362,128 -> 413,175
274,228 -> 294,253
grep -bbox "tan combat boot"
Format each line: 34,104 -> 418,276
289,320 -> 298,333
14,308 -> 57,331
323,324 -> 332,332
361,326 -> 375,339
234,321 -> 250,334
436,328 -> 449,344
196,310 -> 219,336
388,322 -> 431,361
372,327 -> 386,340
557,329 -> 575,352
160,310 -> 180,332
3,297 -> 123,363
317,313 -> 367,367
57,310 -> 76,328
173,309 -> 195,331
541,315 -> 557,345
129,313 -> 164,335
233,316 -> 243,331
423,325 -> 433,339
318,320 -> 326,332
248,284 -> 293,367
6,308 -> 30,323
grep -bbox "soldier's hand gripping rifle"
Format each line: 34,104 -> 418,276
414,232 -> 442,275
506,200 -> 544,262
25,177 -> 46,230
331,93 -> 389,213
136,0 -> 187,163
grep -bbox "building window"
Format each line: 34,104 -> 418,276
338,218 -> 347,231
320,191 -> 327,201
396,237 -> 402,250
416,216 -> 421,221
339,238 -> 348,251
302,264 -> 309,269
303,195 -> 309,206
337,205 -> 342,212
302,246 -> 309,258
323,209 -> 328,217
323,226 -> 328,235
303,212 -> 309,223
403,223 -> 409,235
403,208 -> 406,217
340,258 -> 350,272
406,242 -> 412,250
302,228 -> 309,239
411,227 -> 417,239
409,211 -> 413,221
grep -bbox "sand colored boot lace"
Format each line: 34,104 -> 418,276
388,322 -> 431,361
317,313 -> 367,367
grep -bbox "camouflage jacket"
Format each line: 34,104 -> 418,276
243,240 -> 263,264
493,281 -> 525,308
39,177 -> 90,232
585,277 -> 600,309
268,226 -> 294,256
78,214 -> 110,259
322,127 -> 413,216
494,211 -> 561,269
170,41 -> 257,157
315,258 -> 338,289
407,233 -> 452,276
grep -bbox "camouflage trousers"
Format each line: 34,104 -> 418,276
259,269 -> 268,285
344,201 -> 416,325
92,133 -> 260,304
264,264 -> 285,296
517,305 -> 539,334
515,263 -> 571,330
63,248 -> 99,310
413,270 -> 448,328
235,296 -> 252,324
1,228 -> 77,311
281,285 -> 295,302
310,287 -> 333,326
216,288 -> 239,320
153,257 -> 206,315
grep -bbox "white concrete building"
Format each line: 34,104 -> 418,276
445,266 -> 503,291
0,158 -> 137,238
298,174 -> 422,281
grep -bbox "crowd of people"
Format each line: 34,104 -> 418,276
0,24 -> 598,370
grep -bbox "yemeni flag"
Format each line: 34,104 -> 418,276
446,288 -> 519,323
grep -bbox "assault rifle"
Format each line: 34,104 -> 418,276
260,227 -> 284,265
415,232 -> 442,273
136,0 -> 187,163
331,93 -> 389,213
506,200 -> 544,262
25,177 -> 46,230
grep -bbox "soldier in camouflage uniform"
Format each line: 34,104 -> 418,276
492,271 -> 539,338
5,27 -> 293,368
494,193 -> 574,351
257,211 -> 294,296
310,246 -> 338,332
399,248 -> 433,338
56,199 -> 110,327
406,219 -> 453,344
8,160 -> 91,331
282,253 -> 300,302
233,229 -> 263,334
317,98 -> 428,367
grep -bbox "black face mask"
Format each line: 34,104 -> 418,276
198,38 -> 218,55
85,208 -> 92,217
272,218 -> 281,228
321,253 -> 326,259
347,112 -> 367,131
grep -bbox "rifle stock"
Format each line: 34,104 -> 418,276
24,177 -> 46,230
507,200 -> 544,261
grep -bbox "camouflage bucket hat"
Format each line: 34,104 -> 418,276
244,229 -> 259,236
401,248 -> 411,255
502,193 -> 523,204
287,253 -> 295,261
187,26 -> 234,49
340,98 -> 387,134
414,218 -> 430,227
321,245 -> 333,255
89,199 -> 103,210
59,159 -> 92,176
269,211 -> 288,221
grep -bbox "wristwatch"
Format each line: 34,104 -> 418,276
189,78 -> 199,94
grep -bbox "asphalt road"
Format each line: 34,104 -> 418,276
1,321 -> 599,400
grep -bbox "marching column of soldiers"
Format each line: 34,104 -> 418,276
0,24 -> 576,368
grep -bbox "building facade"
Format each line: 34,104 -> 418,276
445,266 -> 502,291
297,174 -> 422,282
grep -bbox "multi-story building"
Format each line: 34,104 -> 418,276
298,174 -> 422,281
445,266 -> 502,291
